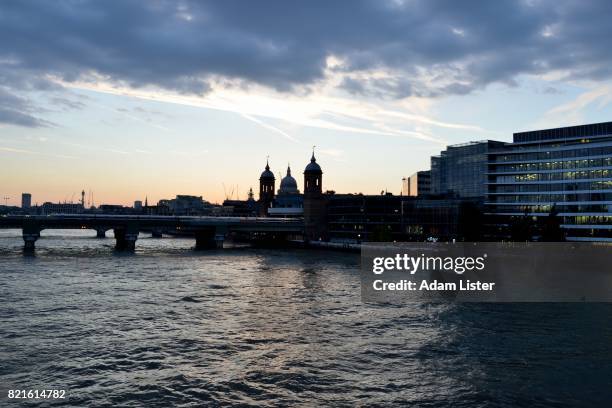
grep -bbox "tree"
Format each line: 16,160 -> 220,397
370,225 -> 393,242
509,207 -> 535,241
458,201 -> 484,241
539,204 -> 565,242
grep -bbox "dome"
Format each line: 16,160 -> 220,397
260,160 -> 275,180
304,152 -> 322,174
279,165 -> 299,194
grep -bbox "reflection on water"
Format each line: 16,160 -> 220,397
1,230 -> 611,406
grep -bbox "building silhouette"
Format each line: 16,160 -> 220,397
303,151 -> 327,240
268,165 -> 304,218
258,160 -> 275,216
21,193 -> 31,209
402,171 -> 431,196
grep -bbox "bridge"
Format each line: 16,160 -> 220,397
0,214 -> 304,252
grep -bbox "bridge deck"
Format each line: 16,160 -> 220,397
0,214 -> 304,232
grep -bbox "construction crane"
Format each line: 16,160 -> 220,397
222,183 -> 237,201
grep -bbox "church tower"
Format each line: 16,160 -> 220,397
304,152 -> 322,197
259,159 -> 275,216
303,150 -> 327,240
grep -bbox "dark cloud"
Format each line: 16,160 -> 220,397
0,87 -> 52,127
1,0 -> 612,126
0,107 -> 49,127
341,76 -> 415,99
542,86 -> 564,95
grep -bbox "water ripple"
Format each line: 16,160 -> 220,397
1,230 -> 611,406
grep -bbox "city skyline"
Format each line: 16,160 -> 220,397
4,1 -> 612,205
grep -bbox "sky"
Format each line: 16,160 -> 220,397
3,0 -> 612,206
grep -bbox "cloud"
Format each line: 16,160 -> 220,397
547,85 -> 612,116
0,87 -> 52,127
541,86 -> 563,95
57,76 -> 464,145
340,75 -> 415,99
0,145 -> 75,159
1,0 -> 612,103
0,107 -> 47,127
49,96 -> 86,111
239,113 -> 299,143
4,0 -> 612,136
59,141 -> 130,155
532,83 -> 612,128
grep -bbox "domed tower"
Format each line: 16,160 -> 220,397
303,150 -> 327,241
278,165 -> 300,195
304,152 -> 322,197
259,159 -> 275,216
275,164 -> 303,211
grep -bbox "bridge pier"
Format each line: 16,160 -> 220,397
114,227 -> 139,252
151,229 -> 163,238
23,232 -> 40,252
22,221 -> 41,253
95,227 -> 107,238
195,229 -> 220,250
214,233 -> 225,249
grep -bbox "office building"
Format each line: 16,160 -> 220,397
41,202 -> 84,214
487,121 -> 612,241
158,195 -> 211,215
97,204 -> 131,214
430,155 -> 444,195
326,193 -> 404,242
401,198 -> 474,241
21,193 -> 31,209
325,194 -> 477,243
431,140 -> 504,198
402,171 -> 431,196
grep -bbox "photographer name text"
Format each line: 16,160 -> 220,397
372,279 -> 495,291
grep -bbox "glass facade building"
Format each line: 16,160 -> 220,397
402,170 -> 431,196
430,155 -> 444,195
431,140 -> 505,198
487,122 -> 612,241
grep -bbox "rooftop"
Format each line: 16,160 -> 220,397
513,121 -> 612,143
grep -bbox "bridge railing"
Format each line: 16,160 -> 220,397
1,214 -> 303,223
0,213 -> 305,252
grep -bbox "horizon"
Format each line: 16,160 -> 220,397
3,0 -> 612,206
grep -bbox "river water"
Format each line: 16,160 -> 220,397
1,229 -> 611,407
